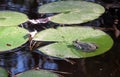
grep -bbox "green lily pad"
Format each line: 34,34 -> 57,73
0,11 -> 28,26
0,27 -> 29,51
34,27 -> 113,58
61,0 -> 85,1
0,67 -> 8,77
39,1 -> 105,24
17,69 -> 59,77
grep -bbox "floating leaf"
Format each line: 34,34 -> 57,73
39,1 -> 104,13
0,11 -> 28,26
61,0 -> 85,1
0,27 -> 29,51
39,1 -> 105,24
34,27 -> 113,58
17,69 -> 59,77
0,67 -> 8,77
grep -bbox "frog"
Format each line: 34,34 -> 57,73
73,39 -> 98,52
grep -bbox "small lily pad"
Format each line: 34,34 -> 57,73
0,67 -> 8,77
39,1 -> 105,24
34,27 -> 113,58
0,27 -> 29,51
0,11 -> 28,26
17,69 -> 59,77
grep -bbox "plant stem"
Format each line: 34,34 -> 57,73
28,17 -> 50,24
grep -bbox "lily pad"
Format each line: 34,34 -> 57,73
34,27 -> 113,58
0,67 -> 8,77
0,11 -> 28,26
0,27 -> 29,51
39,1 -> 105,24
17,69 -> 59,77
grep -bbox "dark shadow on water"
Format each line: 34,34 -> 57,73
0,46 -> 35,76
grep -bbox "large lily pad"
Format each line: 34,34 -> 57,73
0,67 -> 8,77
39,1 -> 105,24
0,11 -> 28,26
17,69 -> 59,77
34,27 -> 113,58
0,27 -> 29,51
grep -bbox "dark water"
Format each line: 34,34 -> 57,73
0,0 -> 120,77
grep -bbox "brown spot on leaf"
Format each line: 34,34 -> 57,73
6,44 -> 11,46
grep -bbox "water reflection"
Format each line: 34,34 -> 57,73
33,50 -> 59,70
42,60 -> 58,70
0,50 -> 35,76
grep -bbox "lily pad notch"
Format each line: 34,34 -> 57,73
0,11 -> 29,51
38,1 -> 105,24
0,11 -> 28,26
34,27 -> 113,58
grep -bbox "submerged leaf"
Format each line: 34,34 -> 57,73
0,67 -> 8,77
17,69 -> 59,77
34,27 -> 113,58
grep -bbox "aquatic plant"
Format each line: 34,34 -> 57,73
0,1 -> 113,77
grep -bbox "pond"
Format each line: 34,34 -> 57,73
0,0 -> 120,77
0,40 -> 120,77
